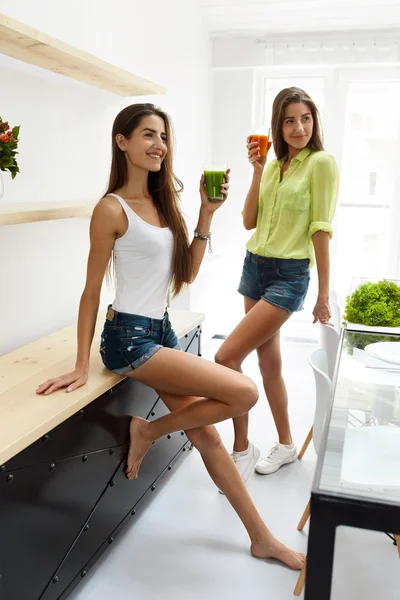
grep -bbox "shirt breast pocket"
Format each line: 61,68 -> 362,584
286,179 -> 311,213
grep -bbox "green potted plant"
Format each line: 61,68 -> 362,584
0,117 -> 20,198
344,279 -> 400,333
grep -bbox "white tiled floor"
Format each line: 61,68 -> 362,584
70,337 -> 399,600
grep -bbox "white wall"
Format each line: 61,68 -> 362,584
0,0 -> 212,355
190,68 -> 255,340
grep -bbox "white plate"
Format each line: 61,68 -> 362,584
365,341 -> 400,366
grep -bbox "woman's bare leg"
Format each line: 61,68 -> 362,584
257,330 -> 292,445
233,412 -> 249,453
124,351 -> 258,478
157,390 -> 305,570
215,298 -> 291,450
231,298 -> 255,452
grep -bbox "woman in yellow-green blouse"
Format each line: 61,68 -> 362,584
216,87 -> 339,484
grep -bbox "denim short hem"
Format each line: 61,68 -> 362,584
261,295 -> 296,315
237,288 -> 260,303
107,342 -> 183,375
108,344 -> 163,374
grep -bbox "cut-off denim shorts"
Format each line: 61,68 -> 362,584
100,305 -> 181,375
238,251 -> 310,314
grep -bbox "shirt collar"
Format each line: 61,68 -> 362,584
294,147 -> 312,162
278,146 -> 312,165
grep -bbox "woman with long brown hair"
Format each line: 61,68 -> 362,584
216,87 -> 339,482
37,103 -> 305,570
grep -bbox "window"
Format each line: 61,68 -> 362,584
335,80 -> 400,297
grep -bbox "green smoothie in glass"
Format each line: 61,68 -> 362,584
204,164 -> 226,202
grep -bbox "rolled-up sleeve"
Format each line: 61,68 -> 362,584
308,152 -> 339,239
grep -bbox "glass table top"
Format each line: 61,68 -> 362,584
315,329 -> 400,505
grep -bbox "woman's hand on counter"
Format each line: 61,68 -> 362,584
36,368 -> 88,395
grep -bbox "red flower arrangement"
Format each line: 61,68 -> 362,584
0,117 -> 20,179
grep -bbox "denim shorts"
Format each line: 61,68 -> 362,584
100,306 -> 181,375
238,251 -> 310,314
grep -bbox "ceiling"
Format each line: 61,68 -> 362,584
199,0 -> 400,39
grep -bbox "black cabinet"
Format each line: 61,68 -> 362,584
0,326 -> 201,600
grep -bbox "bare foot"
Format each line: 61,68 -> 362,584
251,536 -> 306,570
126,417 -> 153,479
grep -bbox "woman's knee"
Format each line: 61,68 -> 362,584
258,343 -> 282,381
185,425 -> 223,453
258,357 -> 282,382
232,376 -> 259,414
214,347 -> 241,371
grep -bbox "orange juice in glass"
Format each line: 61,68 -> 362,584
249,127 -> 271,157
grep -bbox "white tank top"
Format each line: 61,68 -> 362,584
108,193 -> 174,320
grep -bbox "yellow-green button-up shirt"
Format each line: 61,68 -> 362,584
246,148 -> 339,267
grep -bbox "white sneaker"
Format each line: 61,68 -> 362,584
218,442 -> 260,494
255,442 -> 297,475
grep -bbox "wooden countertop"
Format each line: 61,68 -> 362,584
0,308 -> 204,466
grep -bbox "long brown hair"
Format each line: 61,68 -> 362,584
105,103 -> 191,297
271,87 -> 324,159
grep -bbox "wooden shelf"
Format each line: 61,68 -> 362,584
0,12 -> 166,96
0,201 -> 96,225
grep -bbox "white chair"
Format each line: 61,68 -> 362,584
318,322 -> 340,380
330,295 -> 342,332
329,289 -> 338,305
298,333 -> 338,459
298,348 -> 332,462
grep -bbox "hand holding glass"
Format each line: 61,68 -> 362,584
203,164 -> 226,202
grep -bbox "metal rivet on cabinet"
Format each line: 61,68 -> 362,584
108,537 -> 114,544
110,480 -> 115,487
168,466 -> 172,471
49,463 -> 56,471
151,485 -> 156,491
79,409 -> 84,415
42,434 -> 50,443
131,509 -> 136,516
84,524 -> 89,532
6,474 -> 13,483
0,465 -> 5,473
81,571 -> 87,578
52,576 -> 59,584
82,455 -> 88,463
